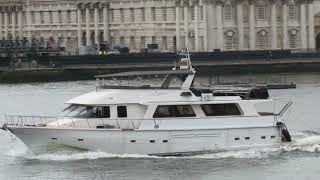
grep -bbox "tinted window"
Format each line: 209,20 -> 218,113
153,105 -> 196,118
117,106 -> 127,118
201,104 -> 241,116
96,106 -> 110,118
63,105 -> 110,118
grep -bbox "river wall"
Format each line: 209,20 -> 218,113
1,61 -> 320,83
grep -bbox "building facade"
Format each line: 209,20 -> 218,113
0,0 -> 320,52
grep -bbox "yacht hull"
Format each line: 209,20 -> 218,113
7,126 -> 282,155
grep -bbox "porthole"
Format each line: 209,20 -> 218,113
163,140 -> 168,143
235,137 -> 240,141
261,136 -> 266,139
51,138 -> 58,140
130,140 -> 136,143
150,140 -> 155,143
245,137 -> 250,140
271,136 -> 276,139
78,139 -> 84,141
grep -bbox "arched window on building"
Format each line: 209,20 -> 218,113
58,36 -> 64,47
120,36 -> 125,45
200,36 -> 204,50
120,8 -> 124,22
40,37 -> 45,47
200,6 -> 204,21
130,8 -> 135,22
141,8 -> 145,21
225,31 -> 236,50
190,6 -> 195,21
130,36 -> 135,49
151,7 -> 156,21
111,10 -> 115,22
256,5 -> 266,20
288,29 -> 299,49
288,2 -> 296,20
162,7 -> 167,21
190,33 -> 195,50
99,9 -> 103,23
140,36 -> 145,49
256,30 -> 268,49
162,36 -> 167,50
276,5 -> 282,22
242,3 -> 249,22
7,33 -> 12,40
224,5 -> 232,21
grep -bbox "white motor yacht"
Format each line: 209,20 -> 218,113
1,50 -> 292,155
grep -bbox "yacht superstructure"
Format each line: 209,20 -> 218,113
1,50 -> 292,155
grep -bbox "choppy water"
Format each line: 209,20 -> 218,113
1,73 -> 320,180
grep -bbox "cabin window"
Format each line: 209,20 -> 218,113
117,106 -> 127,118
63,105 -> 110,118
153,105 -> 196,118
201,104 -> 241,116
96,106 -> 110,118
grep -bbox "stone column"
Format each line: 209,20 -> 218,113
237,0 -> 244,50
12,11 -> 16,40
216,1 -> 223,50
86,6 -> 91,46
194,4 -> 199,51
249,1 -> 255,50
94,7 -> 99,48
271,1 -> 277,49
184,5 -> 189,49
308,0 -> 315,49
77,7 -> 82,47
0,12 -> 2,39
18,9 -> 23,39
26,4 -> 32,40
282,2 -> 288,49
300,2 -> 307,49
103,5 -> 110,43
175,5 -> 181,50
203,5 -> 208,51
4,11 -> 8,40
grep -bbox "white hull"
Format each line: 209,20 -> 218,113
8,126 -> 282,155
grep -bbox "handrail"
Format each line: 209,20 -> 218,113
3,113 -> 284,130
3,114 -> 282,122
277,101 -> 292,117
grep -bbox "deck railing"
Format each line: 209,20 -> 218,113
4,115 -> 58,127
2,112 -> 286,131
3,114 -> 145,129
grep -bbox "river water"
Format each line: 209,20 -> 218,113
1,73 -> 320,180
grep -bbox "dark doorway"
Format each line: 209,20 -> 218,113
316,33 -> 320,51
173,36 -> 176,52
82,32 -> 86,46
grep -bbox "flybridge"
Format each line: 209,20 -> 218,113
95,69 -> 196,90
95,49 -> 196,90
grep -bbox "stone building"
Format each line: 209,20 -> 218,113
0,0 -> 320,53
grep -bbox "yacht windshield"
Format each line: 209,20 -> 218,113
97,74 -> 184,89
62,105 -> 110,118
